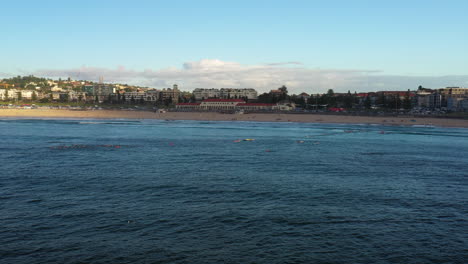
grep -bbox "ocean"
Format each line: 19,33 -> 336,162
1,118 -> 467,264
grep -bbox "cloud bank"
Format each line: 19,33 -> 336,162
32,59 -> 468,94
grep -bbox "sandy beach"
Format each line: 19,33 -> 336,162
1,109 -> 468,128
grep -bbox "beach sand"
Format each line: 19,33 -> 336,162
1,109 -> 468,128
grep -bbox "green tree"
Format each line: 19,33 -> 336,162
32,91 -> 37,101
364,96 -> 371,109
353,91 -> 359,105
325,89 -> 336,107
344,90 -> 353,108
376,93 -> 386,107
403,89 -> 412,109
278,85 -> 289,101
257,93 -> 272,103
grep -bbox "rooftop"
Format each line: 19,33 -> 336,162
202,99 -> 245,102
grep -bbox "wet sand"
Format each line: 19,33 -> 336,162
1,109 -> 468,128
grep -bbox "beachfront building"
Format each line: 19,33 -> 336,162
193,88 -> 258,101
416,88 -> 434,108
176,99 -> 245,111
299,92 -> 310,101
176,99 -> 295,111
193,88 -> 219,100
429,92 -> 443,109
123,91 -> 146,102
270,89 -> 283,96
50,91 -> 69,101
0,89 -> 7,100
460,99 -> 468,111
0,89 -> 16,100
68,91 -> 87,102
236,103 -> 276,111
144,89 -> 160,102
175,103 -> 201,110
219,88 -> 258,100
276,102 -> 296,111
120,85 -> 179,104
160,85 -> 180,103
415,87 -> 468,109
19,90 -> 40,100
94,84 -> 114,102
440,87 -> 468,96
83,84 -> 94,95
199,99 -> 245,110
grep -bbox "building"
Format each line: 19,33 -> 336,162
440,87 -> 468,96
428,92 -> 443,109
193,88 -> 219,100
144,89 -> 160,102
20,90 -> 39,100
299,92 -> 310,101
51,92 -> 69,101
0,89 -> 7,100
199,99 -> 245,110
460,99 -> 468,111
193,88 -> 258,101
94,84 -> 114,96
270,89 -> 283,96
2,89 -> 23,100
219,88 -> 257,100
93,84 -> 114,102
416,88 -> 434,108
123,91 -> 146,102
0,83 -> 12,89
175,103 -> 201,110
236,103 -> 276,111
176,99 -> 295,111
276,102 -> 296,111
160,85 -> 180,103
68,91 -> 87,102
83,85 -> 94,95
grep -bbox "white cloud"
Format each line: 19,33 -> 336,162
32,59 -> 468,94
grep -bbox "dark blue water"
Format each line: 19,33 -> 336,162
1,118 -> 467,264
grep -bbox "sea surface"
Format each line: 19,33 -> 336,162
1,118 -> 467,264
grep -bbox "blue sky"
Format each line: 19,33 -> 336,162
2,0 -> 467,92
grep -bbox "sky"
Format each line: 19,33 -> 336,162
1,0 -> 468,93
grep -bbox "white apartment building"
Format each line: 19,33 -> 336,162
123,91 -> 146,102
219,88 -> 257,100
145,89 -> 160,102
193,88 -> 219,100
193,88 -> 258,101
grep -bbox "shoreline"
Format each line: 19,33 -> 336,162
1,109 -> 468,128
